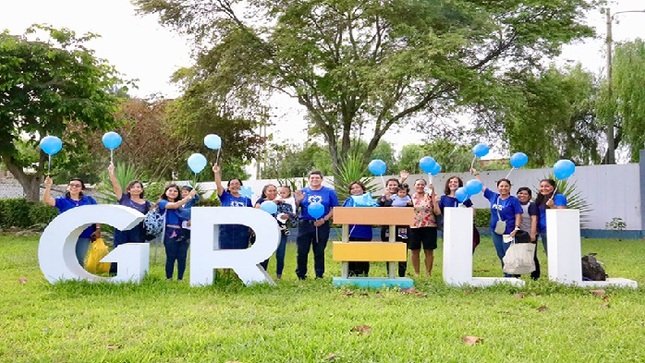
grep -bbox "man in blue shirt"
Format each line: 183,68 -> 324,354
294,171 -> 339,279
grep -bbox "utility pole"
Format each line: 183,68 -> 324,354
603,7 -> 645,164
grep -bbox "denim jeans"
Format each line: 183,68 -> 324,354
113,222 -> 146,248
491,230 -> 514,277
76,238 -> 91,267
540,232 -> 548,255
164,227 -> 190,280
296,220 -> 330,279
259,231 -> 289,276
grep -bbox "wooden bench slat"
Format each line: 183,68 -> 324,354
332,242 -> 407,262
332,207 -> 414,226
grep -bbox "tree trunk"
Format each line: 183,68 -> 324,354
0,153 -> 45,202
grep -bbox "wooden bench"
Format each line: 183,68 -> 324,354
332,206 -> 415,288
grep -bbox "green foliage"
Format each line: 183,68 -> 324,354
327,153 -> 375,201
135,0 -> 596,176
0,198 -> 57,228
262,142 -> 333,178
96,162 -> 144,204
544,173 -> 593,227
474,208 -> 492,229
605,217 -> 626,232
0,25 -> 124,200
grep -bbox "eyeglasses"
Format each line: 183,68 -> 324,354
69,183 -> 82,188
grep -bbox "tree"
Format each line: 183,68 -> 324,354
0,25 -> 122,201
397,140 -> 473,174
598,39 -> 645,162
135,0 -> 596,176
474,64 -> 602,167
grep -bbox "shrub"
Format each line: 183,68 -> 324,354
0,198 -> 34,228
474,208 -> 491,228
28,203 -> 59,226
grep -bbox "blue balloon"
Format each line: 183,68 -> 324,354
40,136 -> 63,156
510,152 -> 528,168
455,187 -> 469,203
308,202 -> 325,219
553,159 -> 575,180
419,156 -> 437,174
428,162 -> 442,176
187,153 -> 208,174
204,134 -> 222,150
472,144 -> 489,158
260,201 -> 278,214
465,179 -> 483,195
102,132 -> 122,150
368,159 -> 387,176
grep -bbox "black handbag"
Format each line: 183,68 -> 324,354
514,230 -> 531,244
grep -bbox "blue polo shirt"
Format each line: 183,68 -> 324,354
342,197 -> 373,239
54,195 -> 97,238
483,189 -> 523,234
538,193 -> 567,233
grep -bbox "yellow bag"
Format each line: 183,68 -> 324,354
85,237 -> 110,274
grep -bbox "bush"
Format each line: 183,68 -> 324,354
28,203 -> 59,226
0,198 -> 59,229
474,208 -> 491,228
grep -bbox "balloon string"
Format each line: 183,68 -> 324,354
505,167 -> 515,179
426,174 -> 433,194
315,226 -> 319,244
110,149 -> 114,164
470,156 -> 477,170
216,149 -> 221,165
47,155 -> 51,176
380,175 -> 385,188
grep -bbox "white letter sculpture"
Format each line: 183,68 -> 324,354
189,206 -> 280,286
39,205 -> 148,283
443,207 -> 524,287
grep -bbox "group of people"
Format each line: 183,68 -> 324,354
42,165 -> 567,281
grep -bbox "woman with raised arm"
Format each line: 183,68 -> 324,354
213,164 -> 253,250
43,176 -> 100,266
108,162 -> 150,247
408,178 -> 441,277
156,184 -> 197,280
535,178 -> 567,255
471,168 -> 523,276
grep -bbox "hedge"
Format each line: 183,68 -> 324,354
0,199 -> 58,229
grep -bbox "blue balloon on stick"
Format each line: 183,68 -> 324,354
553,159 -> 575,180
510,152 -> 528,168
455,187 -> 469,203
368,159 -> 387,176
102,132 -> 122,150
308,202 -> 325,219
428,162 -> 442,176
187,153 -> 208,174
40,136 -> 63,156
472,144 -> 489,158
204,134 -> 222,150
465,179 -> 483,195
419,156 -> 437,174
260,201 -> 278,214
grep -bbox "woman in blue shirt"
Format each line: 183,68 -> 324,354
342,181 -> 373,276
43,176 -> 100,266
471,169 -> 523,276
212,163 -> 253,249
156,184 -> 197,280
535,178 -> 567,255
108,163 -> 150,246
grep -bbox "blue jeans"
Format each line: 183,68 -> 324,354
259,231 -> 289,276
540,232 -> 548,255
113,222 -> 146,248
164,227 -> 190,280
491,230 -> 514,277
76,237 -> 91,267
296,220 -> 330,279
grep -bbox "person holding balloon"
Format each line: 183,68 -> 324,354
255,184 -> 296,279
212,164 -> 254,249
409,178 -> 441,277
342,181 -> 374,276
156,184 -> 198,280
294,171 -> 339,280
471,169 -> 523,276
108,163 -> 151,246
439,176 -> 480,252
378,176 -> 409,277
43,176 -> 100,266
535,178 -> 567,255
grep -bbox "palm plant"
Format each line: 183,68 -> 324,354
328,153 -> 376,201
96,162 -> 145,204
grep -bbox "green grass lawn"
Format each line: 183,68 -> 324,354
1,234 -> 645,363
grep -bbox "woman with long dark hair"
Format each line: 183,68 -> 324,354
255,183 -> 295,278
439,176 -> 479,252
156,184 -> 197,280
108,162 -> 150,246
534,178 -> 567,254
43,176 -> 100,266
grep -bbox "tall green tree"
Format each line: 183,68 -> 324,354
0,25 -> 122,201
598,39 -> 645,162
474,64 -> 602,167
135,0 -> 596,176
